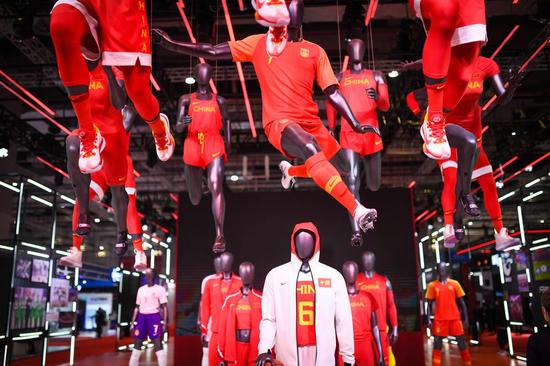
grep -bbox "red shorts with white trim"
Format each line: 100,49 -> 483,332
340,130 -> 383,157
51,0 -> 100,61
438,146 -> 492,180
98,0 -> 152,66
432,319 -> 464,337
90,170 -> 108,201
264,119 -> 341,160
183,133 -> 227,170
410,0 -> 487,47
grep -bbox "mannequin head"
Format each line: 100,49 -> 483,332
437,262 -> 451,281
145,268 -> 155,287
213,256 -> 222,274
362,251 -> 376,273
194,63 -> 211,87
219,252 -> 234,275
239,262 -> 255,288
347,39 -> 365,64
294,230 -> 315,261
287,0 -> 304,41
342,261 -> 359,286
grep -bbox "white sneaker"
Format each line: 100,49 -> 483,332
354,202 -> 377,232
133,250 -> 147,271
420,109 -> 450,160
252,0 -> 290,27
443,224 -> 458,248
154,113 -> 175,162
279,161 -> 295,190
59,247 -> 83,268
495,228 -> 521,251
79,128 -> 105,173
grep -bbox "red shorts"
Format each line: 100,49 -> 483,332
51,0 -> 100,61
183,133 -> 227,170
432,319 -> 464,337
265,119 -> 341,160
411,0 -> 487,47
98,0 -> 152,66
354,337 -> 375,366
340,131 -> 383,157
438,146 -> 492,180
90,170 -> 109,201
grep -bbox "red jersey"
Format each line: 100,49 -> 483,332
338,69 -> 379,132
89,66 -> 124,134
188,93 -> 223,134
296,280 -> 316,346
425,279 -> 465,321
357,272 -> 398,331
235,297 -> 252,330
349,291 -> 378,341
229,34 -> 338,126
446,57 -> 499,126
199,274 -> 242,334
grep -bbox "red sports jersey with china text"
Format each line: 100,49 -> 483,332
188,93 -> 223,134
349,291 -> 378,340
425,279 -> 465,321
357,272 -> 398,331
338,69 -> 379,132
88,66 -> 124,134
296,280 -> 316,346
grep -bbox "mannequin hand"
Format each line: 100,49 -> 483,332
389,327 -> 399,344
366,87 -> 379,101
356,124 -> 380,136
175,116 -> 191,134
255,352 -> 275,366
399,60 -> 422,71
152,28 -> 170,45
378,359 -> 387,366
200,334 -> 209,348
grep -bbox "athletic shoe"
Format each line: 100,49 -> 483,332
59,247 -> 82,268
354,202 -> 377,232
454,223 -> 465,242
420,109 -> 450,160
350,231 -> 363,247
252,0 -> 290,27
154,113 -> 175,162
266,27 -> 288,56
75,214 -> 92,237
133,250 -> 147,271
79,128 -> 105,173
495,228 -> 521,251
444,224 -> 458,248
213,235 -> 226,253
114,231 -> 129,257
461,194 -> 481,217
279,161 -> 295,190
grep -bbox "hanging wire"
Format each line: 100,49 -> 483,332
336,0 -> 342,70
214,0 -> 220,93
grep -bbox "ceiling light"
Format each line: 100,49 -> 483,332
185,76 -> 196,85
511,132 -> 516,136
94,218 -> 100,223
230,175 -> 239,182
388,70 -> 399,78
0,148 -> 8,158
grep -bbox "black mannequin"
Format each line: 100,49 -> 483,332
66,61 -> 130,255
342,261 -> 385,366
176,63 -> 231,253
219,252 -> 234,280
294,230 -> 315,273
235,261 -> 255,346
427,263 -> 469,355
329,39 -> 389,246
152,0 -> 380,176
362,252 -> 399,345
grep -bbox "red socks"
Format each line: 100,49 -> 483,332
477,173 -> 503,232
68,93 -> 94,133
126,194 -> 143,251
432,349 -> 441,366
305,152 -> 358,214
460,349 -> 471,366
441,167 -> 458,225
72,234 -> 83,250
289,164 -> 309,178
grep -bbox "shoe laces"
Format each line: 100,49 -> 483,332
154,132 -> 169,151
426,115 -> 446,143
81,131 -> 97,158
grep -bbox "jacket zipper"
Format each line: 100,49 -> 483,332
295,269 -> 301,366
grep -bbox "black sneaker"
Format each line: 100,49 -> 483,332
350,232 -> 363,247
114,231 -> 129,257
213,235 -> 226,253
461,194 -> 481,217
75,214 -> 92,236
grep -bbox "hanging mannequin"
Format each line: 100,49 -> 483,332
426,262 -> 471,366
200,252 -> 242,366
326,39 -> 390,247
256,222 -> 354,366
198,256 -> 223,366
152,0 -> 381,235
176,63 -> 231,253
341,261 -> 386,366
357,252 -> 398,366
218,262 -> 262,365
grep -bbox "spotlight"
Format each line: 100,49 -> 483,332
511,132 -> 516,136
185,76 -> 196,85
0,148 -> 8,158
94,218 -> 100,223
525,166 -> 533,172
468,222 -> 473,226
99,245 -> 105,251
142,224 -> 148,231
496,181 -> 504,189
388,70 -> 399,78
167,237 -> 172,243
230,175 -> 239,182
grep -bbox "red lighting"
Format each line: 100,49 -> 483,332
419,210 -> 437,223
490,25 -> 520,60
481,125 -> 489,135
150,74 -> 161,91
457,229 -> 548,255
238,0 -> 244,11
169,193 -> 179,203
415,209 -> 429,222
408,180 -> 416,189
518,37 -> 549,73
341,55 -> 349,72
171,212 -> 179,221
133,169 -> 141,178
365,0 -> 378,26
36,156 -> 69,178
0,70 -> 56,116
502,152 -> 550,184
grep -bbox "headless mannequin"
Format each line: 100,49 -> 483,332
66,60 -> 129,254
153,0 -> 379,175
330,39 -> 388,246
342,261 -> 385,366
427,263 -> 469,355
362,252 -> 399,345
176,63 -> 231,253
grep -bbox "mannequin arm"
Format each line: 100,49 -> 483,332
491,72 -> 523,107
217,95 -> 232,150
406,91 -> 422,119
374,71 -> 390,112
399,59 -> 422,72
103,66 -> 127,110
386,279 -> 398,343
326,100 -> 338,131
152,29 -> 232,61
130,305 -> 139,330
426,300 -> 434,327
122,103 -> 140,133
324,85 -> 380,135
458,298 -> 469,328
175,95 -> 191,134
371,312 -> 386,366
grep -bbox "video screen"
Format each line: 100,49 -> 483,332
532,247 -> 550,281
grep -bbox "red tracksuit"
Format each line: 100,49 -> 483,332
200,274 -> 242,366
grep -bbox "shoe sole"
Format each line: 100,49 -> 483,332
420,125 -> 451,160
157,113 -> 174,161
59,258 -> 82,268
358,210 -> 377,232
444,237 -> 458,248
495,238 -> 521,251
134,263 -> 147,271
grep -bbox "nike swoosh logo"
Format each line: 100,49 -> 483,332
191,102 -> 200,105
212,152 -> 220,158
280,282 -> 288,285
375,140 -> 382,145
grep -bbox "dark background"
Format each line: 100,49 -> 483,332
176,187 -> 421,336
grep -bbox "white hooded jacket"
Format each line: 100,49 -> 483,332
258,222 -> 354,366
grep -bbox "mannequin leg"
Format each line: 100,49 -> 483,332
111,186 -> 129,233
184,164 -> 204,205
343,149 -> 362,245
66,135 -> 91,234
363,151 -> 381,191
456,336 -> 471,366
207,157 -> 226,252
330,149 -> 351,176
432,336 -> 443,366
129,340 -> 143,366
